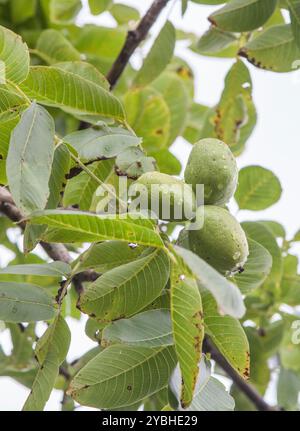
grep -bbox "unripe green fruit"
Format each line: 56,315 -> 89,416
188,206 -> 249,275
133,172 -> 195,222
184,138 -> 238,205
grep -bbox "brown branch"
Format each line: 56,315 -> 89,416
0,187 -> 98,285
0,187 -> 26,230
78,0 -> 170,132
203,338 -> 279,412
106,0 -> 171,89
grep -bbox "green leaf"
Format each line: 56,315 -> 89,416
6,102 -> 55,215
170,358 -> 235,411
135,21 -> 176,87
202,289 -> 250,378
63,126 -> 141,161
280,254 -> 300,306
23,314 -> 71,410
265,6 -> 285,27
0,282 -> 55,322
0,26 -> 29,84
196,27 -> 238,57
239,24 -> 300,72
209,0 -> 277,32
10,0 -> 37,24
72,240 -> 145,274
88,0 -> 112,15
152,71 -> 189,147
235,165 -> 282,210
0,86 -> 26,122
50,0 -> 81,24
174,245 -> 245,319
7,323 -> 35,367
259,220 -> 286,238
141,290 -> 170,313
183,103 -> 212,143
0,366 -> 37,389
182,0 -> 188,15
55,61 -> 109,90
242,221 -> 283,294
102,309 -> 173,347
171,255 -> 204,408
214,60 -> 256,151
232,238 -> 272,294
23,143 -> 71,253
35,30 -> 81,64
47,143 -> 71,209
186,377 -> 235,411
153,149 -> 181,176
277,367 -> 300,410
0,160 -> 7,184
0,262 -> 71,277
110,3 -> 140,24
261,320 -> 285,357
78,248 -> 170,322
68,344 -> 176,409
0,116 -> 19,159
287,0 -> 300,49
0,59 -> 5,84
292,229 -> 300,242
28,210 -> 164,248
20,66 -> 125,121
244,326 -> 270,393
280,315 -> 300,372
231,384 -> 257,411
85,318 -> 104,342
124,87 -> 170,152
170,357 -> 210,407
75,25 -> 126,62
191,0 -> 226,3
63,159 -> 114,211
115,146 -> 157,179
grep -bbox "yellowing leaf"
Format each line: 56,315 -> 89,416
0,26 -> 29,84
171,254 -> 204,408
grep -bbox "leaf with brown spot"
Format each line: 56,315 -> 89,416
238,24 -> 300,72
170,250 -> 204,408
201,288 -> 250,379
212,59 -> 256,152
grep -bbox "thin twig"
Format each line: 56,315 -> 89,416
203,338 -> 279,412
0,187 -> 98,284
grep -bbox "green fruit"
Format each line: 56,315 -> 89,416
133,172 -> 195,221
184,138 -> 238,205
188,206 -> 249,275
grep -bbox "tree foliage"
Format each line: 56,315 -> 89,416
0,0 -> 299,412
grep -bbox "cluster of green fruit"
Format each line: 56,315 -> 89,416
135,138 -> 249,276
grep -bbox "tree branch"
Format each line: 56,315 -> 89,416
106,0 -> 170,89
0,187 -> 98,286
78,0 -> 170,130
203,338 -> 279,412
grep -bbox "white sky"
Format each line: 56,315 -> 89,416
0,0 -> 299,410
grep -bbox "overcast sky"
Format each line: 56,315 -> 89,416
1,0 -> 299,410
